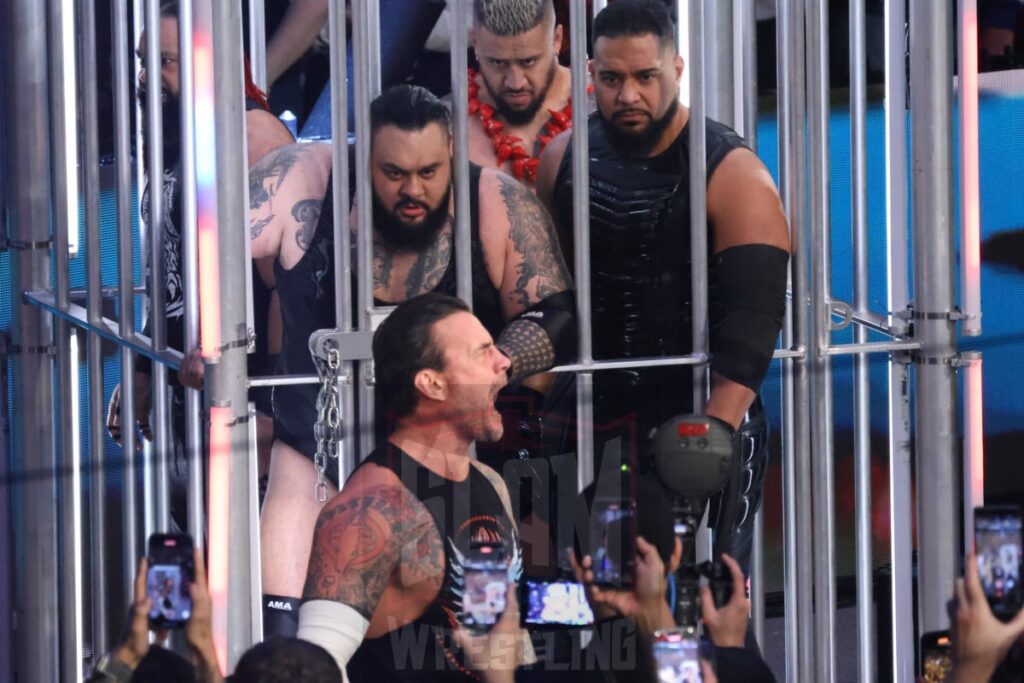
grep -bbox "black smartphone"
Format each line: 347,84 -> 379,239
919,630 -> 952,683
519,578 -> 594,629
146,533 -> 195,629
460,541 -> 508,635
974,505 -> 1023,621
652,627 -> 703,683
589,497 -> 636,588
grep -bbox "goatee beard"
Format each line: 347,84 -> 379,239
600,98 -> 679,158
486,61 -> 556,127
138,85 -> 182,170
372,184 -> 452,251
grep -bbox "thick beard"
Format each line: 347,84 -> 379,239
600,98 -> 680,158
484,60 -> 556,127
138,85 -> 182,170
372,183 -> 452,251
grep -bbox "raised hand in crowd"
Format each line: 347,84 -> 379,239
701,553 -> 751,649
947,553 -> 1024,683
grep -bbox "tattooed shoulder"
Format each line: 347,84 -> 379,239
302,481 -> 442,620
496,173 -> 571,308
292,198 -> 322,252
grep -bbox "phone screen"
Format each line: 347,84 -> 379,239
461,567 -> 507,633
522,579 -> 594,627
653,630 -> 703,683
919,631 -> 951,683
147,534 -> 194,628
975,506 -> 1023,620
590,498 -> 636,587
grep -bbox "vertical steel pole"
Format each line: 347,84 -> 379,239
248,0 -> 267,91
884,2 -> 914,679
569,0 -> 594,492
450,0 -> 473,306
807,0 -> 837,679
737,0 -> 765,650
777,0 -> 813,679
112,0 -> 140,607
910,0 -> 960,636
704,0 -> 735,126
850,1 -> 875,681
353,0 -> 380,457
178,0 -> 205,548
689,0 -> 708,414
6,0 -> 59,677
206,0 -> 256,667
327,0 -> 355,483
143,0 -> 172,534
79,0 -> 111,653
50,0 -> 85,674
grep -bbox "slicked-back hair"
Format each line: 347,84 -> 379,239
473,0 -> 553,36
370,84 -> 452,139
373,293 -> 471,419
592,0 -> 677,53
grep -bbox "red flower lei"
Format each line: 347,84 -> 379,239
467,67 -> 590,183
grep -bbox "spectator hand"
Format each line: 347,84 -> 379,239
948,553 -> 1024,683
570,537 -> 675,634
112,557 -> 168,670
106,372 -> 153,445
700,553 -> 750,648
452,584 -> 523,683
184,547 -> 223,683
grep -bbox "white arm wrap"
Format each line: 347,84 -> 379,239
297,600 -> 370,682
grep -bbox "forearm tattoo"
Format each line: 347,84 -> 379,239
499,176 -> 572,309
302,485 -> 442,621
497,318 -> 556,384
250,145 -> 304,210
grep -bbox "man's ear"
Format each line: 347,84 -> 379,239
552,23 -> 564,53
414,368 -> 446,403
469,27 -> 477,51
674,54 -> 684,83
668,536 -> 683,574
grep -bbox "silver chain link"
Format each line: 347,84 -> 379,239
312,345 -> 342,502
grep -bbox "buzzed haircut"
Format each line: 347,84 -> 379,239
473,0 -> 553,36
370,84 -> 452,138
592,0 -> 677,52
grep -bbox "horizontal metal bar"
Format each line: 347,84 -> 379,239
24,290 -> 183,370
68,286 -> 147,299
774,347 -> 807,360
248,374 -> 320,388
822,340 -> 922,357
552,353 -> 709,373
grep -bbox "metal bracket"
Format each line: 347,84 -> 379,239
829,300 -> 854,331
0,237 -> 53,252
6,344 -> 56,356
308,328 -> 375,363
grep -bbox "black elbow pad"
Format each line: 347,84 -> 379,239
709,244 -> 789,391
510,290 -> 577,365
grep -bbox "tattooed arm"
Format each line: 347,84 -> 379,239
249,142 -> 331,270
481,171 -> 575,383
302,476 -> 438,622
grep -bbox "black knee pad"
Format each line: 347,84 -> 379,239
263,594 -> 301,639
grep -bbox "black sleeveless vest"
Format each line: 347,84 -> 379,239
552,114 -> 748,428
347,444 -> 521,682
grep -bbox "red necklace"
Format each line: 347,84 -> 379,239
467,67 -> 589,183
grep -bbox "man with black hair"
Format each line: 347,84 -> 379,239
536,0 -> 789,571
229,637 -> 342,683
106,0 -> 294,528
248,84 -> 574,638
466,0 -> 586,186
297,293 -> 535,681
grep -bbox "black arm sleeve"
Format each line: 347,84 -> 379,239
708,244 -> 789,391
497,290 -> 576,384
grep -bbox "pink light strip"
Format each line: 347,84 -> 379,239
959,0 -> 981,336
193,19 -> 221,357
208,404 -> 231,674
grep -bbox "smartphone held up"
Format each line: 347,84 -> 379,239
146,533 -> 195,629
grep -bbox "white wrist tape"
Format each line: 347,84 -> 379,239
297,600 -> 370,681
